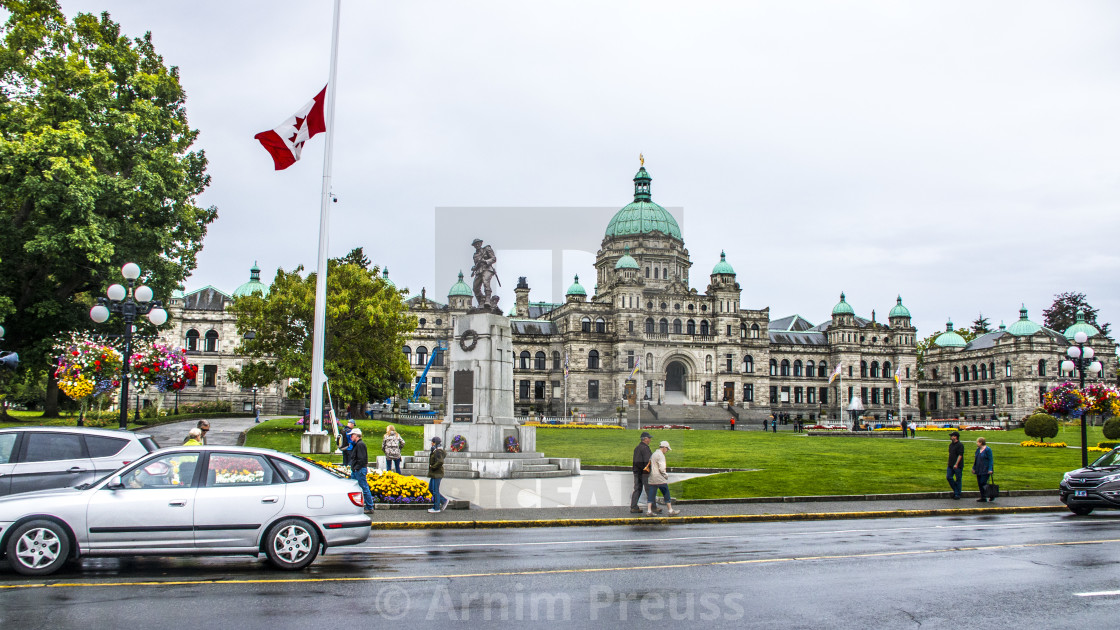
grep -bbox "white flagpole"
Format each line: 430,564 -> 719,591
307,0 -> 342,445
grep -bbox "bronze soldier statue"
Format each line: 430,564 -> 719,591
470,239 -> 501,313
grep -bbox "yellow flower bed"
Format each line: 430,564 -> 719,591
1019,441 -> 1068,448
366,470 -> 433,503
523,422 -> 624,429
1088,446 -> 1111,453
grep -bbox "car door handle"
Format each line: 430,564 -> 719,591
261,496 -> 279,504
168,500 -> 188,507
68,467 -> 86,472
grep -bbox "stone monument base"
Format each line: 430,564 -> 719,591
300,431 -> 333,454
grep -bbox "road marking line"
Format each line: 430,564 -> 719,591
1074,590 -> 1120,597
4,537 -> 1119,591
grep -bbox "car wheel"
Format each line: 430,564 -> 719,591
264,518 -> 320,570
6,520 -> 71,576
1068,505 -> 1094,516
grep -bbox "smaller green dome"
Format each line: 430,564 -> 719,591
232,262 -> 269,298
380,268 -> 395,288
1006,304 -> 1042,336
615,247 -> 639,270
566,274 -> 587,296
889,295 -> 911,318
1064,311 -> 1100,340
934,320 -> 967,348
448,271 -> 472,297
711,250 -> 735,275
832,292 -> 854,316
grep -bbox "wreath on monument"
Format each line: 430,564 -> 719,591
459,329 -> 478,352
505,435 -> 521,453
451,435 -> 469,452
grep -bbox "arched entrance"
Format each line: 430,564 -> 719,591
665,361 -> 687,392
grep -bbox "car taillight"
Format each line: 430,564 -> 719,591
348,491 -> 364,507
122,461 -> 131,466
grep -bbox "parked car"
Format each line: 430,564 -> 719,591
1059,446 -> 1120,515
0,427 -> 159,496
0,446 -> 372,576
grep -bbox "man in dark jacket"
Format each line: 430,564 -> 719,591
946,431 -> 964,499
630,432 -> 659,514
348,428 -> 373,513
427,436 -> 447,513
972,437 -> 994,502
339,419 -> 355,467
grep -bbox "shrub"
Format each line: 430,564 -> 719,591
1103,418 -> 1120,441
1023,413 -> 1059,442
178,400 -> 232,414
1097,441 -> 1120,449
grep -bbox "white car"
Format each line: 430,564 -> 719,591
0,446 -> 371,576
0,426 -> 158,496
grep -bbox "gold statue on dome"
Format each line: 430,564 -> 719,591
640,153 -> 644,167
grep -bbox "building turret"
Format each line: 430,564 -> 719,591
447,271 -> 472,311
565,274 -> 587,303
888,295 -> 911,329
514,276 -> 530,317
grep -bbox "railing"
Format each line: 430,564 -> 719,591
516,415 -> 623,426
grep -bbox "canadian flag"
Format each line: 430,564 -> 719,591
254,86 -> 327,170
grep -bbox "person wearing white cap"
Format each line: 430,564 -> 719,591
646,440 -> 680,516
348,428 -> 374,513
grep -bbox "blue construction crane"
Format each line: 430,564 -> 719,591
407,340 -> 447,411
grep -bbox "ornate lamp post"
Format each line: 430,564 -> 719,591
89,263 -> 168,430
1061,330 -> 1103,468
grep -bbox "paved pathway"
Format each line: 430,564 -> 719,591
142,415 -> 271,447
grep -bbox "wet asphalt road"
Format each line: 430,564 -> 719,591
2,512 -> 1119,629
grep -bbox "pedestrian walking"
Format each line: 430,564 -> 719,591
381,425 -> 405,474
771,417 -> 777,433
348,428 -> 374,513
901,418 -> 908,437
946,431 -> 964,499
183,427 -> 203,446
427,436 -> 448,513
972,437 -> 994,502
196,420 -> 210,444
646,441 -> 680,516
254,403 -> 262,423
339,419 -> 354,467
729,417 -> 736,431
630,431 -> 656,514
364,401 -> 373,420
909,423 -> 916,438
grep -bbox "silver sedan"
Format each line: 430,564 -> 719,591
0,446 -> 371,576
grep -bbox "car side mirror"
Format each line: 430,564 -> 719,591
106,475 -> 123,490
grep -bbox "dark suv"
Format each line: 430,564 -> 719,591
1059,446 -> 1120,515
0,427 -> 159,496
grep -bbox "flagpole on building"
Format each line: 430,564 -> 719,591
306,0 -> 342,447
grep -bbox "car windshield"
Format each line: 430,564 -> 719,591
295,455 -> 348,479
1090,448 -> 1120,468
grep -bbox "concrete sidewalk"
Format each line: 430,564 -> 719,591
141,415 -> 272,447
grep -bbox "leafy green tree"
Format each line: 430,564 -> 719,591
230,248 -> 415,407
0,1 -> 216,416
1024,413 -> 1059,442
1043,292 -> 1111,339
971,313 -> 991,336
226,360 -> 280,392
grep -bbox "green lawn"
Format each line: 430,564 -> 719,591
241,421 -> 1103,499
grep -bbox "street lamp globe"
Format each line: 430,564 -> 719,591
90,304 -> 110,323
1061,360 -> 1075,374
1089,361 -> 1103,375
134,285 -> 154,303
1074,331 -> 1088,344
0,324 -> 5,338
107,284 -> 127,301
121,262 -> 141,280
147,308 -> 168,326
1067,346 -> 1081,359
1083,347 -> 1095,360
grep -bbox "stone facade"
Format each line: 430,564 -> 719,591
403,165 -> 921,423
921,310 -> 1117,422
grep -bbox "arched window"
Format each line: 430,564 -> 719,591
419,318 -> 426,328
1005,360 -> 1012,377
1038,359 -> 1046,376
433,346 -> 444,366
932,368 -> 939,380
743,355 -> 754,373
793,360 -> 803,377
962,365 -> 969,381
706,355 -> 713,372
883,361 -> 892,378
673,319 -> 682,334
870,361 -> 880,378
953,367 -> 960,382
700,320 -> 710,336
417,346 -> 429,366
740,324 -> 746,338
595,318 -> 605,333
751,323 -> 760,338
770,359 -> 778,376
818,361 -> 828,378
687,319 -> 696,335
204,330 -> 219,352
645,318 -> 654,333
588,350 -> 600,370
860,361 -> 868,378
654,267 -> 658,279
806,360 -> 815,377
979,363 -> 987,380
971,365 -> 978,381
989,362 -> 995,379
553,351 -> 561,370
186,329 -> 200,352
659,318 -> 669,334
581,317 -> 591,333
403,346 -> 411,364
534,351 -> 546,370
780,359 -> 791,376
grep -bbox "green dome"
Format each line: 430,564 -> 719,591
889,295 -> 911,318
1006,305 -> 1042,336
232,262 -> 269,298
448,271 -> 472,297
380,268 -> 395,288
934,320 -> 967,348
831,292 -> 854,316
566,274 -> 587,297
603,166 -> 682,240
1064,311 -> 1100,340
711,250 -> 735,275
615,247 -> 639,270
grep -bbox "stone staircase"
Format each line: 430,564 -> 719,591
639,403 -> 737,428
402,451 -> 578,479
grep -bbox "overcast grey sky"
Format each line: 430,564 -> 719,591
61,1 -> 1120,340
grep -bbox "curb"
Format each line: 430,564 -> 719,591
370,505 -> 1067,530
674,489 -> 1056,504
